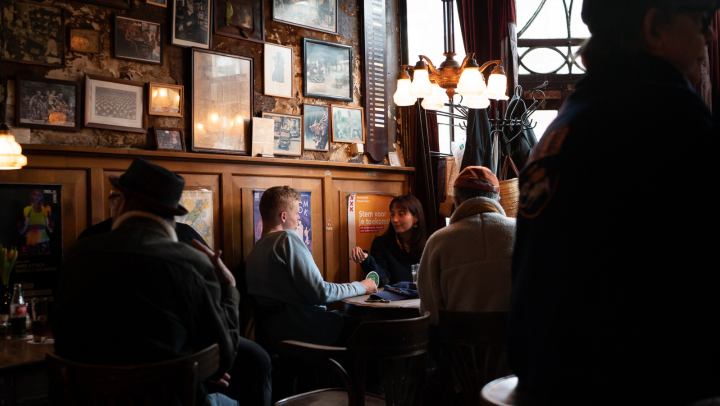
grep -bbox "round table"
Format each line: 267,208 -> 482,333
342,289 -> 421,321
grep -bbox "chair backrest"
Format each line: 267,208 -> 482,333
438,309 -> 508,406
347,312 -> 430,406
248,294 -> 284,352
46,344 -> 219,406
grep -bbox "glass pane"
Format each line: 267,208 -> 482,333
569,0 -> 591,38
519,0 -> 569,39
521,47 -> 566,74
438,123 -> 451,154
516,0 -> 544,34
529,110 -> 559,139
571,46 -> 586,70
407,0 -> 465,67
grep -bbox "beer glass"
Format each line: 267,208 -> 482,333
31,297 -> 48,343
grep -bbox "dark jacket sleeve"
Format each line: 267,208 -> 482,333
191,265 -> 241,380
360,236 -> 392,283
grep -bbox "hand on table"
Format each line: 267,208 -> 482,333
350,247 -> 368,264
360,278 -> 378,294
191,239 -> 236,287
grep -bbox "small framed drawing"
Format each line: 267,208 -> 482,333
302,104 -> 329,152
15,76 -> 82,132
262,111 -> 303,157
172,0 -> 211,49
84,74 -> 147,134
303,38 -> 352,102
147,0 -> 167,7
148,83 -> 183,117
214,0 -> 264,43
70,29 -> 100,54
192,49 -> 253,155
114,16 -> 163,65
2,2 -> 64,67
331,105 -> 364,144
273,0 -> 337,35
264,43 -> 293,99
154,127 -> 186,152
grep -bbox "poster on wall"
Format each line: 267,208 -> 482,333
176,189 -> 214,249
347,193 -> 394,282
0,185 -> 62,300
253,189 -> 312,253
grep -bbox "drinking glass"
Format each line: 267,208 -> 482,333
31,297 -> 48,343
411,264 -> 419,284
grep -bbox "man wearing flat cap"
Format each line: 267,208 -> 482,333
55,158 -> 270,406
509,1 -> 720,405
417,166 -> 515,326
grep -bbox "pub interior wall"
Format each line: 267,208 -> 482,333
1,0 -> 401,164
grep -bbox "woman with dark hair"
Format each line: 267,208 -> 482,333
350,194 -> 427,286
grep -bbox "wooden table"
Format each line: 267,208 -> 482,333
0,336 -> 54,405
342,290 -> 422,321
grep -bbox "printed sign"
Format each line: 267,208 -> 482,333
253,189 -> 312,253
176,189 -> 214,249
347,193 -> 394,282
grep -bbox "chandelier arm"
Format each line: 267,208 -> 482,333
419,55 -> 439,76
478,60 -> 504,74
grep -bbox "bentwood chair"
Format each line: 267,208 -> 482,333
46,344 -> 219,405
437,309 -> 509,405
274,312 -> 431,406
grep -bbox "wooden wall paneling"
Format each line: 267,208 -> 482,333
89,168 -> 106,226
221,172 -> 235,269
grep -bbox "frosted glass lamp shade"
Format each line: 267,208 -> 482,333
457,67 -> 486,97
409,68 -> 433,99
393,78 -> 416,106
486,72 -> 509,100
421,84 -> 448,111
0,132 -> 27,170
464,95 -> 490,109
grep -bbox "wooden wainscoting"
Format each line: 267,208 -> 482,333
4,145 -> 412,285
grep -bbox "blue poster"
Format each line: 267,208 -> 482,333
253,189 -> 312,253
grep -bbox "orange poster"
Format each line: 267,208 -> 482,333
348,193 -> 394,281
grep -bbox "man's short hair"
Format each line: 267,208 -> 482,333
260,186 -> 301,222
454,183 -> 500,202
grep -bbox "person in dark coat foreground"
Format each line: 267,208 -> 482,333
508,1 -> 720,405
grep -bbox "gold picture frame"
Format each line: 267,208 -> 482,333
331,105 -> 364,144
148,83 -> 183,117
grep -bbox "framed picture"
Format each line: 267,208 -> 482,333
114,16 -> 163,65
70,29 -> 100,54
331,105 -> 364,144
72,0 -> 132,10
214,0 -> 264,44
172,0 -> 211,49
302,104 -> 329,152
262,111 -> 303,157
303,38 -> 352,102
1,2 -> 64,67
84,74 -> 147,134
264,43 -> 293,99
148,83 -> 183,117
154,127 -> 186,152
192,49 -> 253,155
15,77 -> 81,132
272,0 -> 337,35
147,0 -> 168,7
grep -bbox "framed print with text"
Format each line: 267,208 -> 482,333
15,76 -> 81,132
303,38 -> 352,102
331,105 -> 364,144
261,111 -> 303,157
172,0 -> 211,49
214,0 -> 264,43
264,43 -> 293,98
302,104 -> 329,151
272,0 -> 337,35
192,49 -> 253,155
84,74 -> 147,134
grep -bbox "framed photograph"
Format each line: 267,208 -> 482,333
149,83 -> 183,117
147,0 -> 168,7
70,29 -> 100,54
192,49 -> 253,155
262,111 -> 303,157
172,0 -> 211,49
15,77 -> 81,132
302,104 -> 329,152
273,0 -> 337,35
154,127 -> 186,152
1,2 -> 64,67
303,38 -> 352,102
264,43 -> 293,99
331,105 -> 364,144
114,16 -> 163,65
84,74 -> 147,134
214,0 -> 264,44
72,0 -> 132,10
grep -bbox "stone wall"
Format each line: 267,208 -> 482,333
1,0 -> 400,164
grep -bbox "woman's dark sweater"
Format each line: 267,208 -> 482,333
359,233 -> 417,286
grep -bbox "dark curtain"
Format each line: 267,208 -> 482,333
710,14 -> 720,113
409,104 -> 443,230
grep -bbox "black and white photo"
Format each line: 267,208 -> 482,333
84,74 -> 147,133
262,111 -> 303,156
114,16 -> 163,65
264,43 -> 293,98
15,77 -> 81,132
303,38 -> 352,101
1,2 -> 64,67
273,0 -> 337,34
173,0 -> 211,48
214,0 -> 264,43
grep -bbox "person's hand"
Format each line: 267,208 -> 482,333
360,278 -> 378,294
191,239 -> 236,287
349,247 -> 368,264
210,373 -> 231,388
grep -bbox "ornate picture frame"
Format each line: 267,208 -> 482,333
84,74 -> 147,134
214,0 -> 264,44
15,76 -> 82,132
302,38 -> 352,102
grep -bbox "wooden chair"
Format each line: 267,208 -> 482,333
275,312 -> 431,406
438,309 -> 509,405
46,344 -> 219,405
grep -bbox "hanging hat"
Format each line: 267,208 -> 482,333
109,158 -> 188,216
454,166 -> 500,193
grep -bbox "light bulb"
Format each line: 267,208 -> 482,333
393,77 -> 416,106
409,68 -> 433,99
0,130 -> 28,170
211,113 -> 219,122
173,94 -> 180,107
235,116 -> 244,124
152,90 -> 158,99
421,83 -> 448,111
159,88 -> 168,97
486,67 -> 509,100
464,95 -> 490,109
197,123 -> 204,130
457,67 -> 486,97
